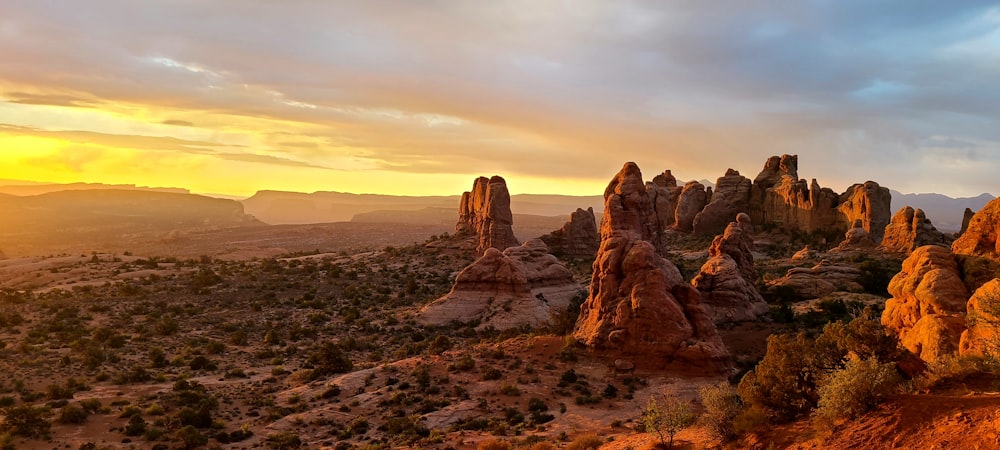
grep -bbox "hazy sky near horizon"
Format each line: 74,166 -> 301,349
1,1 -> 998,197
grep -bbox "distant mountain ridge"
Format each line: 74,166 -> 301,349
0,181 -> 189,196
890,190 -> 995,233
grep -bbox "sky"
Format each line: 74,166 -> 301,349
0,1 -> 998,198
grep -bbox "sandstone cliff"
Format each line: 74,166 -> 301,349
691,213 -> 769,323
417,239 -> 584,330
540,208 -> 599,259
693,169 -> 753,236
456,176 -> 519,254
574,162 -> 728,366
880,206 -> 951,254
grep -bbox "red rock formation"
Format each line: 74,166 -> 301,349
959,279 -> 1000,357
574,162 -> 728,365
456,176 -> 519,254
880,206 -> 951,254
539,207 -> 600,259
748,154 -> 891,243
418,239 -> 584,330
952,197 -> 1000,260
832,219 -> 877,252
692,213 -> 769,323
959,207 -> 975,236
693,169 -> 753,236
768,261 -> 864,300
673,181 -> 708,232
881,245 -> 971,362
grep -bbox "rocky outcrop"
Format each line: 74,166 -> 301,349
539,208 -> 599,259
832,219 -> 877,252
880,206 -> 951,254
748,154 -> 891,243
837,181 -> 892,243
959,279 -> 1000,357
959,208 -> 975,236
768,261 -> 864,300
574,162 -> 728,366
456,176 -> 519,254
674,181 -> 709,232
881,245 -> 971,362
418,239 -> 584,330
693,169 -> 753,236
692,213 -> 769,323
952,197 -> 1000,260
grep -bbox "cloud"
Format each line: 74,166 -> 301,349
162,119 -> 195,127
4,92 -> 98,108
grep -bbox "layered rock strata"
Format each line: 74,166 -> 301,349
418,239 -> 584,330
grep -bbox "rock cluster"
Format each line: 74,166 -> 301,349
456,176 -> 519,254
880,206 -> 951,254
693,169 -> 753,236
952,197 -> 1000,259
748,155 -> 891,242
574,162 -> 728,366
417,239 -> 584,330
539,208 -> 599,258
692,213 -> 769,323
881,245 -> 970,362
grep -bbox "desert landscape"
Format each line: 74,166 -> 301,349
0,154 -> 998,450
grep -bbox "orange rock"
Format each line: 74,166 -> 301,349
880,206 -> 951,254
952,197 -> 1000,260
456,175 -> 519,254
959,278 -> 1000,357
539,207 -> 599,258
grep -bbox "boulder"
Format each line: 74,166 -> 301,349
952,197 -> 1000,260
831,219 -> 877,252
959,278 -> 1000,357
574,162 -> 728,366
456,175 -> 519,254
418,239 -> 584,330
674,181 -> 708,232
693,169 -> 753,236
692,213 -> 769,323
539,207 -> 599,259
881,245 -> 970,362
768,261 -> 864,300
880,206 -> 951,254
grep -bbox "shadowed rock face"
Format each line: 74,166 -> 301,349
832,219 -> 878,253
674,181 -> 709,232
953,197 -> 1000,260
693,169 -> 753,236
539,207 -> 599,259
880,206 -> 951,254
748,154 -> 891,243
692,213 -> 769,323
456,176 -> 519,254
882,245 -> 970,362
574,162 -> 728,366
417,239 -> 584,330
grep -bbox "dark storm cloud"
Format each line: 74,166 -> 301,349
0,0 -> 997,195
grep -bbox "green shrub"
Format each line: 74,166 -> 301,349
699,381 -> 742,441
266,431 -> 302,449
816,356 -> 902,422
0,404 -> 51,439
641,393 -> 696,448
57,404 -> 89,424
565,433 -> 603,450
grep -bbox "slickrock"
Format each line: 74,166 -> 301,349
456,175 -> 519,254
674,181 -> 709,232
882,245 -> 971,362
693,169 -> 753,236
539,207 -> 599,259
748,154 -> 891,243
959,279 -> 1000,357
952,197 -> 1000,260
832,219 -> 877,252
418,239 -> 584,330
692,213 -> 769,323
768,261 -> 864,300
880,206 -> 951,254
574,162 -> 728,366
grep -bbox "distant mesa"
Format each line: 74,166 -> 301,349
573,162 -> 729,367
539,207 -> 599,259
455,176 -> 520,255
879,206 -> 951,254
416,239 -> 584,330
692,212 -> 770,323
